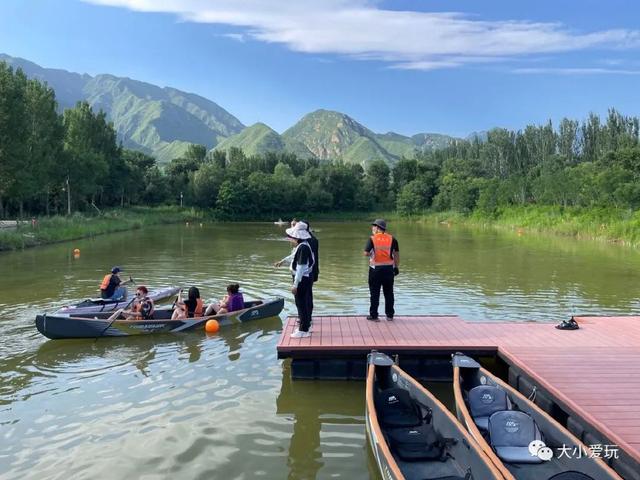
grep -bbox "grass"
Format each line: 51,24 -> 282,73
414,205 -> 640,246
5,204 -> 640,251
0,206 -> 206,251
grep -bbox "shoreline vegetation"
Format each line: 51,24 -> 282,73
3,205 -> 640,252
0,207 -> 202,251
3,61 -> 640,250
421,206 -> 640,246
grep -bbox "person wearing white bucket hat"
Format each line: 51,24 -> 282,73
286,223 -> 315,338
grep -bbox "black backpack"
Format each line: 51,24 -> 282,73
309,235 -> 319,282
385,422 -> 447,461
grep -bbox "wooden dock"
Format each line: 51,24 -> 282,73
277,314 -> 640,479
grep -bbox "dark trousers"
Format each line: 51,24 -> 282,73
295,276 -> 314,332
368,266 -> 394,318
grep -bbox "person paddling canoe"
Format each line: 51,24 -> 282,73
99,266 -> 131,301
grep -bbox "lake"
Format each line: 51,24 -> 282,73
1,221 -> 639,479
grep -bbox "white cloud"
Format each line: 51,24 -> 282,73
84,0 -> 640,70
513,67 -> 640,75
219,33 -> 246,42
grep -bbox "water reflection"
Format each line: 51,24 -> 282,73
277,362 -> 369,479
2,222 -> 640,479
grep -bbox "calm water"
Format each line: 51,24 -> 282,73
1,222 -> 640,479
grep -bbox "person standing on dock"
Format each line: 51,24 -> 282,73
364,219 -> 399,321
286,224 -> 315,338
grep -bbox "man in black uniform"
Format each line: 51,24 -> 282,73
363,219 -> 399,321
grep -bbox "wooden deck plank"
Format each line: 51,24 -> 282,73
278,314 -> 640,465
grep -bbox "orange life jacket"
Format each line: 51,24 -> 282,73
191,298 -> 204,318
100,274 -> 112,290
180,298 -> 204,317
370,233 -> 395,267
132,297 -> 153,319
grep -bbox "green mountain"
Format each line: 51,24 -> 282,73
0,54 -> 244,163
281,110 -> 456,165
215,123 -> 285,156
1,54 -> 458,166
282,109 -> 386,163
216,109 -> 457,166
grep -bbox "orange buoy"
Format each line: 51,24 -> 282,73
73,248 -> 80,254
205,319 -> 220,333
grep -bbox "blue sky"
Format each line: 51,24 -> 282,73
1,0 -> 639,137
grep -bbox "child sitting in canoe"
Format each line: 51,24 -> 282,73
171,286 -> 204,320
204,283 -> 245,316
124,286 -> 155,320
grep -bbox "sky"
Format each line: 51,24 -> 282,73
1,0 -> 639,137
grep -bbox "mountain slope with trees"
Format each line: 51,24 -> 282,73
0,54 -> 245,163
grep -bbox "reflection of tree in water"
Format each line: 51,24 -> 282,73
276,362 -> 369,480
398,225 -> 640,309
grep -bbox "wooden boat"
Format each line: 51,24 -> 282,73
54,286 -> 180,315
36,297 -> 284,339
366,351 -> 505,480
452,353 -> 622,480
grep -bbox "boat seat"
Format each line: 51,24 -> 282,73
375,387 -> 423,428
468,385 -> 510,431
385,423 -> 445,461
488,410 -> 543,464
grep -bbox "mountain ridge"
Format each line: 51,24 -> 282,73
1,53 -> 459,165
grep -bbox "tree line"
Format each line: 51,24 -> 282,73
2,60 -> 640,219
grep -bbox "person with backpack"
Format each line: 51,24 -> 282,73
275,220 -> 319,283
286,223 -> 315,338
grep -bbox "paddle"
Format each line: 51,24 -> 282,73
95,276 -> 138,340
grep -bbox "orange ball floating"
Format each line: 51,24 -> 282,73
205,319 -> 220,333
73,248 -> 80,254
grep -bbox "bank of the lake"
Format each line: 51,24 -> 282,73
4,205 -> 640,252
0,207 -> 204,251
416,205 -> 640,247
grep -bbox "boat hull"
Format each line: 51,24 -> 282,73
365,352 -> 504,480
452,354 -> 622,480
36,298 -> 284,339
54,286 -> 181,315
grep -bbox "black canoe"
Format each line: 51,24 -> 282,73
366,351 -> 504,480
35,297 -> 284,339
452,353 -> 622,480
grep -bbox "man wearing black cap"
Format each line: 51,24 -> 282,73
363,219 -> 399,321
99,266 -> 127,300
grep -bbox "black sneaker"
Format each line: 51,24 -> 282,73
386,316 -> 394,321
366,315 -> 380,322
555,318 -> 579,330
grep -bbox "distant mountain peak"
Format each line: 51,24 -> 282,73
1,53 -> 244,163
1,53 -> 460,166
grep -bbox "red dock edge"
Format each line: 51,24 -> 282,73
277,315 -> 640,480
